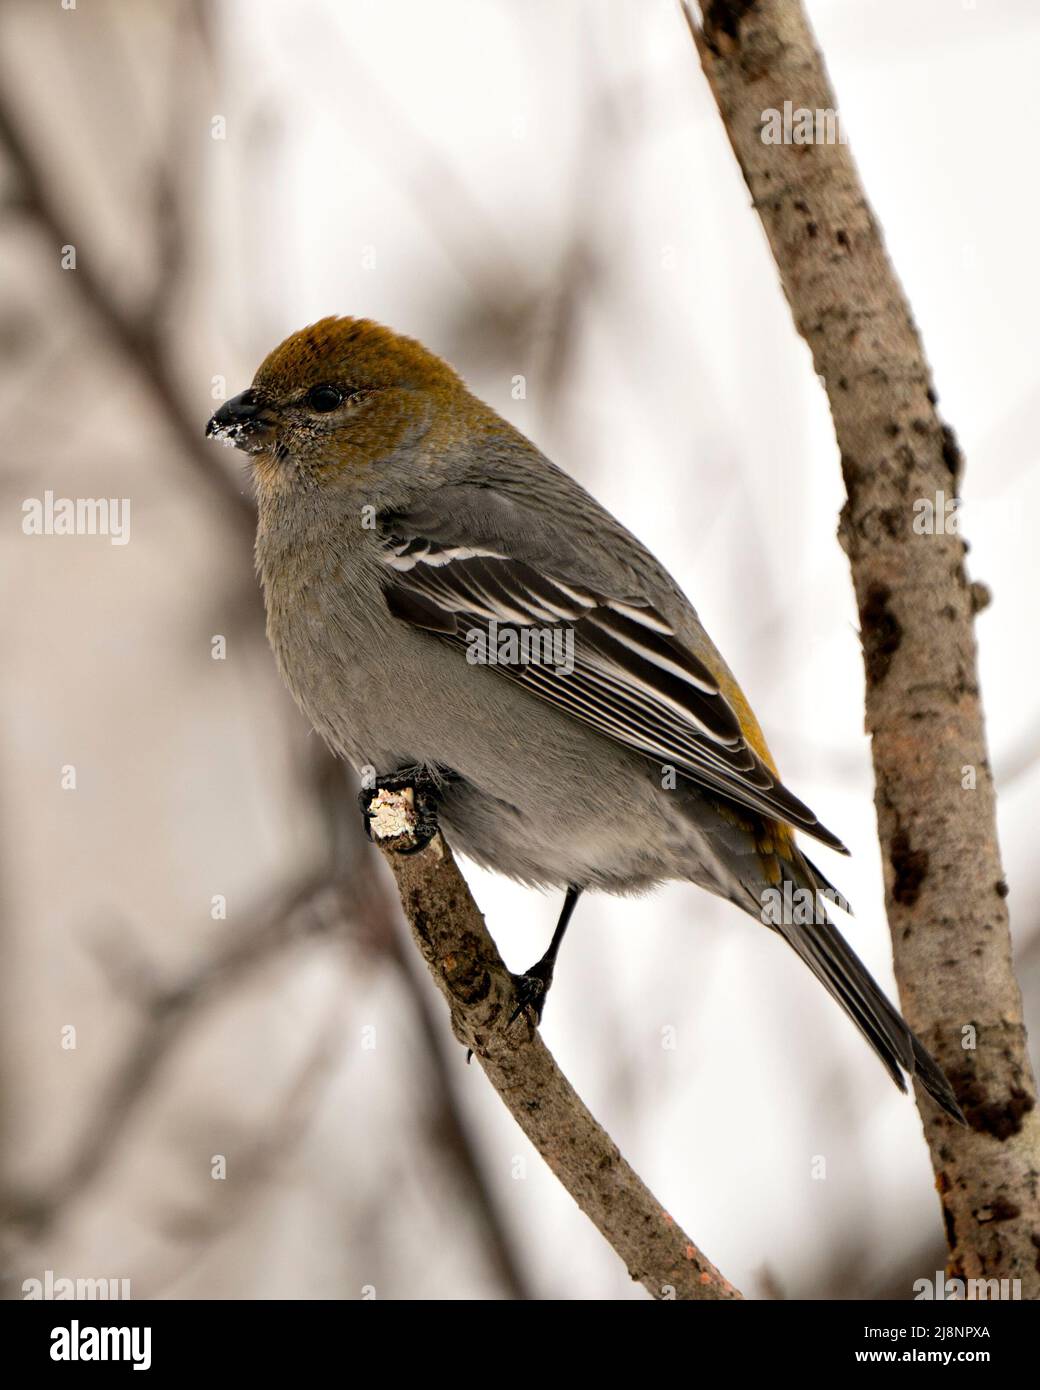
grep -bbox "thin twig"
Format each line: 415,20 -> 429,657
311,753 -> 534,1299
378,827 -> 740,1301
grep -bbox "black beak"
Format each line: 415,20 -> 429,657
205,389 -> 258,430
206,389 -> 259,436
206,388 -> 275,453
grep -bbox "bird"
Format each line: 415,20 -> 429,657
206,314 -> 964,1123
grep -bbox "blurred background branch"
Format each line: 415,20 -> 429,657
0,0 -> 531,1300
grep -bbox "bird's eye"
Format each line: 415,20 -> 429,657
306,385 -> 344,412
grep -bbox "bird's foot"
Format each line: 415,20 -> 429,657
508,958 -> 555,1028
358,768 -> 441,854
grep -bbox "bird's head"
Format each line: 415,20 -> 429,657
205,317 -> 465,491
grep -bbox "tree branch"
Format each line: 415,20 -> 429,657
683,0 -> 1039,1292
313,755 -> 534,1299
374,815 -> 740,1301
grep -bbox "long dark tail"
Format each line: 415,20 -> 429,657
773,853 -> 965,1123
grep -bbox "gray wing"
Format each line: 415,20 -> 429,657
377,486 -> 846,852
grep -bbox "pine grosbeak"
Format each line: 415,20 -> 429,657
206,316 -> 963,1122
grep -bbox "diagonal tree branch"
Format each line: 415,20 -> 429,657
375,817 -> 740,1301
312,755 -> 533,1299
682,0 -> 1039,1293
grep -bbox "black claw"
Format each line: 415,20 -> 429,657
506,886 -> 583,1032
358,768 -> 441,853
508,961 -> 554,1028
